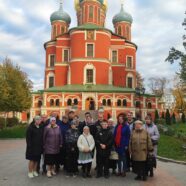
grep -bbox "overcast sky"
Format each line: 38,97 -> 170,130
0,0 -> 185,90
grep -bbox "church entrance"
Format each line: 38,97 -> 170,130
85,97 -> 95,110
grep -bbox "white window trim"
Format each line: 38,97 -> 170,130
111,50 -> 118,63
47,72 -> 55,88
126,55 -> 133,69
126,73 -> 134,88
48,54 -> 55,67
83,63 -> 96,85
85,43 -> 95,58
63,49 -> 70,62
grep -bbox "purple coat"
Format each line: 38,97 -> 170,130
43,125 -> 63,154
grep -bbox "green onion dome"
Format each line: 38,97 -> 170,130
112,4 -> 133,24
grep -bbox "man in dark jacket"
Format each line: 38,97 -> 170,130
95,120 -> 114,178
26,116 -> 43,178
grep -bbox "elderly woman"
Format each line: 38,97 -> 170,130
43,117 -> 63,178
129,120 -> 153,181
77,126 -> 95,178
26,116 -> 43,178
144,115 -> 160,177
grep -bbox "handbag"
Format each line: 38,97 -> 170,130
109,151 -> 119,160
147,153 -> 156,168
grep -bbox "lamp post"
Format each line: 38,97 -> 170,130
135,87 -> 146,120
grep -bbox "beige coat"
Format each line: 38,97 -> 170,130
129,128 -> 153,161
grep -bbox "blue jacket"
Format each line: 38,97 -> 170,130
114,123 -> 130,155
57,121 -> 70,144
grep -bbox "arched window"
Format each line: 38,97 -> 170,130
117,99 -> 122,107
61,26 -> 65,34
123,99 -> 127,107
135,101 -> 140,108
38,100 -> 42,108
56,99 -> 60,107
50,99 -> 54,107
118,26 -> 122,35
67,99 -> 72,106
74,99 -> 78,105
147,102 -> 152,109
107,99 -> 111,106
102,99 -> 106,106
127,77 -> 133,88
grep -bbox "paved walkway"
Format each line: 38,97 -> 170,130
0,139 -> 185,186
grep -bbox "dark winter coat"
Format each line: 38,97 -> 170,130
26,122 -> 44,157
95,128 -> 114,157
114,123 -> 131,155
58,121 -> 70,144
65,128 -> 79,153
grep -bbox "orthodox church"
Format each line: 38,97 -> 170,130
31,0 -> 160,121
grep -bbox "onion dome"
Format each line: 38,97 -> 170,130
112,4 -> 133,24
50,1 -> 71,24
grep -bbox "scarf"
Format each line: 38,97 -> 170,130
115,124 -> 122,147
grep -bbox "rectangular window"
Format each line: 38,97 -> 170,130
89,6 -> 93,19
127,77 -> 133,88
86,69 -> 93,83
49,77 -> 54,88
50,55 -> 55,67
64,49 -> 69,62
112,51 -> 117,63
87,44 -> 94,57
127,56 -> 132,68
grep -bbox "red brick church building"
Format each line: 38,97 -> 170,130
31,0 -> 160,121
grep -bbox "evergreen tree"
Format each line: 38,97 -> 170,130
154,109 -> 159,124
165,109 -> 171,125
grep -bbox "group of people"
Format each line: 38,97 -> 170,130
26,110 -> 160,181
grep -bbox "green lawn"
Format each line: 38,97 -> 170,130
0,125 -> 27,138
158,134 -> 186,161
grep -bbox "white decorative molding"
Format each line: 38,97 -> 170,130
109,66 -> 113,85
46,72 -> 55,89
67,66 -> 71,85
83,63 -> 96,85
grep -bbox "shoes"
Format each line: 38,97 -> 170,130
86,173 -> 92,178
51,170 -> 56,176
33,171 -> 39,177
47,171 -> 52,178
73,174 -> 77,178
28,172 -> 34,178
134,175 -> 141,180
150,170 -> 154,177
116,172 -> 122,176
121,172 -> 126,177
104,175 -> 109,179
142,176 -> 147,181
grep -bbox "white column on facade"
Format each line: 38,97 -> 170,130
96,92 -> 98,110
113,93 -> 116,107
67,66 -> 71,85
43,93 -> 47,107
62,93 -> 65,106
131,94 -> 134,107
109,66 -> 113,85
155,97 -> 158,109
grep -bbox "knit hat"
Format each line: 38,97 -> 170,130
50,117 -> 56,123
